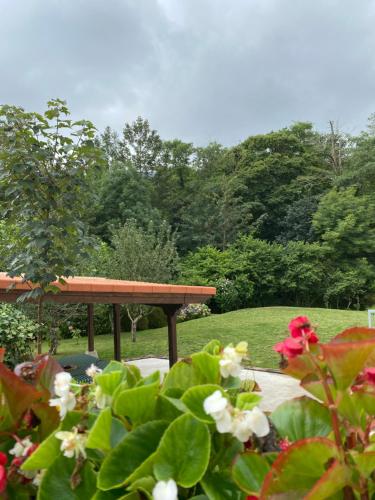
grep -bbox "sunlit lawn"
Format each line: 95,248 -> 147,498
51,306 -> 368,370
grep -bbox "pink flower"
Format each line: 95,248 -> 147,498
273,337 -> 303,359
0,464 -> 6,494
279,438 -> 291,451
364,368 -> 375,385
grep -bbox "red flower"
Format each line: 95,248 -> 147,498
0,465 -> 6,494
364,368 -> 375,385
288,316 -> 319,343
273,337 -> 303,358
0,453 -> 7,467
246,496 -> 258,500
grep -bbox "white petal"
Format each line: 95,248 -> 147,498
215,410 -> 233,434
152,479 -> 178,500
203,390 -> 228,415
246,407 -> 270,438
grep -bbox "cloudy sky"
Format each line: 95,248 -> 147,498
1,0 -> 375,145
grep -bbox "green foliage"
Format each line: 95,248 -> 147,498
0,99 -> 101,293
0,304 -> 38,366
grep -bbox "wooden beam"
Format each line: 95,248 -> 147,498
162,305 -> 182,367
113,304 -> 121,361
87,304 -> 95,352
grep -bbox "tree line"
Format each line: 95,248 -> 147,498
1,101 -> 375,321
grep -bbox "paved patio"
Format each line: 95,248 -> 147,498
130,358 -> 308,412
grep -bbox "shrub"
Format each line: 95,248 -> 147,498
177,303 -> 211,322
0,304 -> 38,367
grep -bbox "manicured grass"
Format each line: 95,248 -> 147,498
52,306 -> 368,369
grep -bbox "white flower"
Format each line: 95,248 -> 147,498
86,364 -> 102,378
203,390 -> 233,433
54,372 -> 72,397
231,411 -> 254,442
152,479 -> 178,500
55,427 -> 87,459
244,406 -> 270,437
49,392 -> 76,419
9,437 -> 33,457
94,386 -> 112,409
219,342 -> 248,378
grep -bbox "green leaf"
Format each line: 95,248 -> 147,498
113,381 -> 159,425
96,371 -> 125,395
321,340 -> 375,389
154,414 -> 210,487
97,420 -> 168,490
181,384 -> 226,423
260,438 -> 339,498
202,339 -> 222,355
162,360 -> 199,392
37,455 -> 97,500
236,392 -> 262,411
155,394 -> 185,421
191,352 -> 221,384
271,397 -> 332,441
284,354 -> 316,380
86,408 -> 127,452
351,451 -> 375,478
232,452 -> 270,495
200,471 -> 244,500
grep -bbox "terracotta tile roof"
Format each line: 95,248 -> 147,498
0,273 -> 216,297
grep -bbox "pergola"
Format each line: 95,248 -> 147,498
0,273 -> 216,367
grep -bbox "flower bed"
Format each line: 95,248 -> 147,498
0,316 -> 375,498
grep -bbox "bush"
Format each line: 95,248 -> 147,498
0,304 -> 38,367
177,303 -> 211,322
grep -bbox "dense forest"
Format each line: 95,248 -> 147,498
86,116 -> 375,312
1,105 -> 375,320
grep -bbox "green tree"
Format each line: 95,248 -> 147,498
120,117 -> 162,176
313,187 -> 375,261
0,99 -> 100,352
106,220 -> 179,341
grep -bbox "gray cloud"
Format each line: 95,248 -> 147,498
1,0 -> 375,145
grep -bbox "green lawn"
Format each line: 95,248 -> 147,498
52,306 -> 369,370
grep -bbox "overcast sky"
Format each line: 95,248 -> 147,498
1,0 -> 375,145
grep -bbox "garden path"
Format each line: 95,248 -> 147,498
130,358 -> 309,412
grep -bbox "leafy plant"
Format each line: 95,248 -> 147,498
177,303 -> 211,322
0,304 -> 39,367
13,340 -> 267,499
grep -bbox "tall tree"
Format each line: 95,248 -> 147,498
120,117 -> 162,176
0,99 -> 100,352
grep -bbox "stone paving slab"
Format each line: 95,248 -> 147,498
128,357 -> 309,412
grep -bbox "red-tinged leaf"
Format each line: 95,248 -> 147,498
260,438 -> 339,499
31,402 -> 60,440
304,460 -> 350,499
331,327 -> 375,343
34,355 -> 63,397
0,363 -> 43,423
283,354 -> 316,380
321,341 -> 375,390
336,391 -> 367,428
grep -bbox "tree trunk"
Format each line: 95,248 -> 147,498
131,320 -> 137,342
37,296 -> 44,354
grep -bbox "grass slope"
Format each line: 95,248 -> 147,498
53,306 -> 368,369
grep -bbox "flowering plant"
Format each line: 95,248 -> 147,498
177,303 -> 211,322
18,340 -> 268,499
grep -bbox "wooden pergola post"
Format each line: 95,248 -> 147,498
87,304 -> 95,353
162,304 -> 182,367
113,303 -> 121,361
